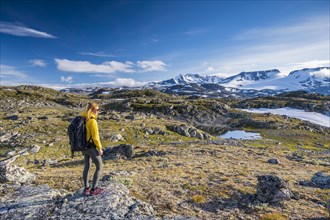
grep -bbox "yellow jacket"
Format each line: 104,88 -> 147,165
81,112 -> 102,151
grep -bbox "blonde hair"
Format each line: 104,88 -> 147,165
86,102 -> 99,122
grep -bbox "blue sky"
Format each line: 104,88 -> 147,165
0,0 -> 329,89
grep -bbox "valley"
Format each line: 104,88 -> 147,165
0,86 -> 329,219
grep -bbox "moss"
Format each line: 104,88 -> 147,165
261,213 -> 288,220
192,195 -> 205,203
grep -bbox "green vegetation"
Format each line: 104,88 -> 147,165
1,86 -> 329,219
261,213 -> 288,220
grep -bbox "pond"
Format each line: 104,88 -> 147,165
219,130 -> 262,140
238,107 -> 330,128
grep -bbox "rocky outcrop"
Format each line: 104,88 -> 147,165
0,184 -> 63,219
29,144 -> 41,154
142,127 -> 166,135
311,172 -> 330,189
0,179 -> 156,220
256,175 -> 293,203
298,172 -> 330,189
166,124 -> 210,140
0,156 -> 35,184
50,179 -> 155,219
102,144 -> 134,160
108,133 -> 126,142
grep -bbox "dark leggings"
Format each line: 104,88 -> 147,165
82,148 -> 103,189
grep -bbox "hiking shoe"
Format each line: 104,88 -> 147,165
91,187 -> 104,196
83,187 -> 91,196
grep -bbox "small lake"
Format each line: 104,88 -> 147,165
219,130 -> 262,140
238,107 -> 330,128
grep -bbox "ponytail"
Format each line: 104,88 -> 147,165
86,102 -> 99,122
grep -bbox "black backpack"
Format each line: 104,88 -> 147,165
67,116 -> 88,158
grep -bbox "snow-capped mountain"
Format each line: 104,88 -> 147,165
236,67 -> 330,93
154,73 -> 223,86
62,67 -> 329,98
148,67 -> 329,97
220,69 -> 282,88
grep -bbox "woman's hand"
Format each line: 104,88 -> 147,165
98,149 -> 103,156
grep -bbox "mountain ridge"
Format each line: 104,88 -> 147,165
147,67 -> 329,97
60,67 -> 329,98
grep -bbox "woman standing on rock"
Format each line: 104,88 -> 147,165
81,102 -> 104,196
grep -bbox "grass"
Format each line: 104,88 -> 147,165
261,213 -> 288,220
1,88 -> 329,219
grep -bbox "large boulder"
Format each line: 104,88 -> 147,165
256,175 -> 293,203
0,179 -> 156,220
311,172 -> 330,189
166,124 -> 208,140
0,184 -> 63,219
0,156 -> 35,184
103,144 -> 134,160
50,179 -> 155,219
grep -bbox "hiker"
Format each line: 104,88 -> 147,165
81,102 -> 104,196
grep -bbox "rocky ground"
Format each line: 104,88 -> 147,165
0,86 -> 329,219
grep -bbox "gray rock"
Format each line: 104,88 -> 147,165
4,115 -> 19,120
103,144 -> 134,160
109,133 -> 125,142
0,162 -> 36,184
166,124 -> 209,140
0,132 -> 19,142
327,199 -> 330,216
42,159 -> 58,167
267,158 -> 280,164
51,179 -> 155,220
256,175 -> 293,203
38,116 -> 49,120
0,184 -> 64,219
29,144 -> 41,154
5,151 -> 16,157
311,172 -> 330,189
0,179 -> 156,220
143,127 -> 165,135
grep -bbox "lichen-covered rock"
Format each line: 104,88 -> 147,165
29,144 -> 41,154
0,158 -> 35,184
50,179 -> 155,220
103,144 -> 134,160
267,158 -> 280,164
166,124 -> 208,140
311,172 -> 330,189
256,175 -> 293,203
0,180 -> 156,220
0,184 -> 63,219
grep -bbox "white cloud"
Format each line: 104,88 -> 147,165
0,65 -> 28,78
207,67 -> 215,71
173,15 -> 329,78
40,78 -> 147,90
0,21 -> 56,38
55,59 -> 134,74
55,59 -> 168,74
235,15 -> 329,42
79,51 -> 115,57
0,65 -> 37,86
30,59 -> 47,67
310,68 -> 330,78
60,76 -> 73,83
102,78 -> 147,87
137,60 -> 167,72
